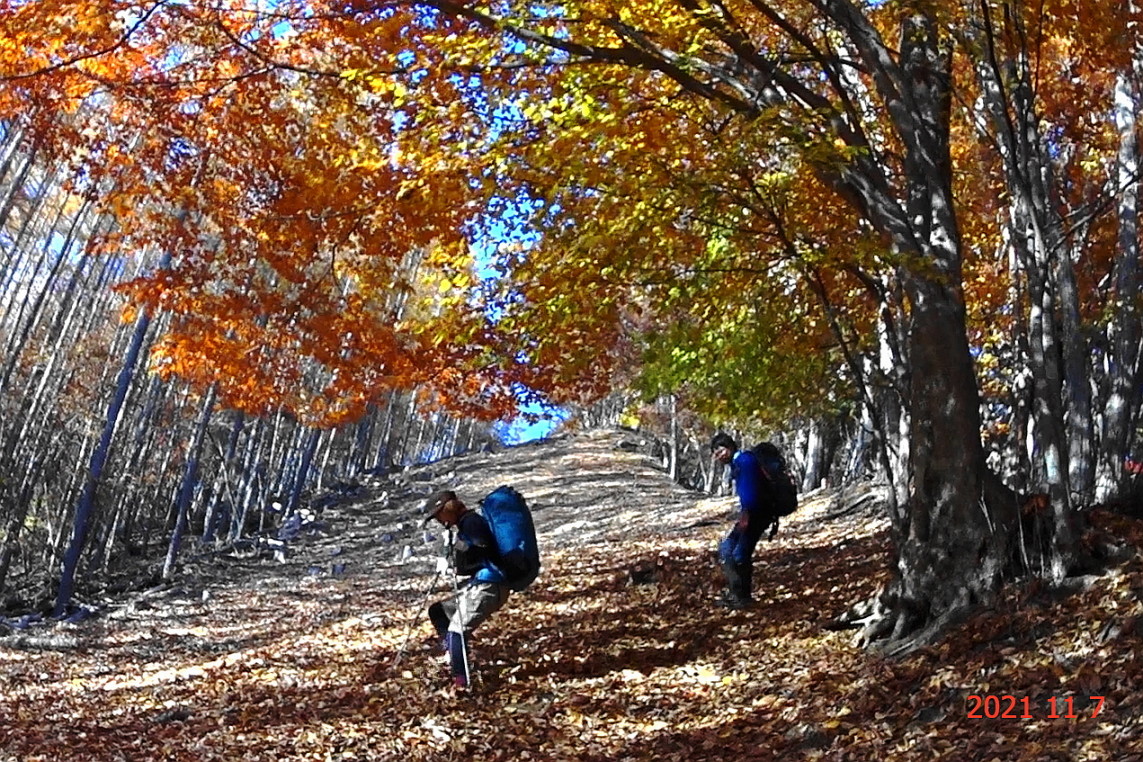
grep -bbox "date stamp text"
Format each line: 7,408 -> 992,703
966,694 -> 1105,719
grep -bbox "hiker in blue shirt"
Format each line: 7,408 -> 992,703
710,432 -> 777,609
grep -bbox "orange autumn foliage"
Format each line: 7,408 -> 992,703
0,0 -> 1137,427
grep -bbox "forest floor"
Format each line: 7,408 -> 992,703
2,428 -> 1143,761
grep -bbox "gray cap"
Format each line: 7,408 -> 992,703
422,490 -> 458,526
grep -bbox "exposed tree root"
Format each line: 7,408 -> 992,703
825,483 -> 1137,656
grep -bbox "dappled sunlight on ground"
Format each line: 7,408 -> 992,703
1,429 -> 1141,760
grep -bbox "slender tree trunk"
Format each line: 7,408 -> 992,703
446,415 -> 462,458
0,456 -> 42,593
285,427 -> 323,517
163,384 -> 217,580
53,292 -> 156,616
373,389 -> 400,471
410,411 -> 428,465
396,391 -> 418,464
968,2 -> 1093,508
668,394 -> 679,481
202,412 -> 245,544
1057,245 -> 1094,502
315,428 -> 334,492
349,404 -> 375,475
230,417 -> 269,543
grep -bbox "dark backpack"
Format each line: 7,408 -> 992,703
479,486 -> 541,591
750,443 -> 799,517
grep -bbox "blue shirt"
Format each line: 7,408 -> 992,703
731,451 -> 767,513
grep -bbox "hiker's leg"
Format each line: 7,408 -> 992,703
446,631 -> 469,687
442,583 -> 510,686
738,562 -> 753,601
731,513 -> 767,604
446,582 -> 510,635
428,601 -> 450,638
719,526 -> 742,596
735,511 -> 765,560
718,527 -> 740,564
717,525 -> 752,607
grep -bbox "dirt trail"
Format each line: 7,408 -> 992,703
188,427 -> 861,599
352,427 -> 865,561
296,426 -> 740,582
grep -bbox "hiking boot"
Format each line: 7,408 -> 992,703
719,558 -> 752,609
428,602 -> 450,638
716,592 -> 752,610
738,562 -> 754,602
437,674 -> 470,697
422,634 -> 448,653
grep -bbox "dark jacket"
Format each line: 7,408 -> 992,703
453,511 -> 504,582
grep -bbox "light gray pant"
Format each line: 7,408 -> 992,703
439,581 -> 510,634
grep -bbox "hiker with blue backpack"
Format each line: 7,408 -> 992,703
422,486 -> 539,690
710,432 -> 798,609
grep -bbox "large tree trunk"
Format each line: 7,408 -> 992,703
879,274 -> 1009,638
828,13 -> 1030,647
800,419 -> 834,491
820,11 -> 1093,649
1098,17 -> 1143,501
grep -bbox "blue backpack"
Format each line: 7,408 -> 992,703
477,486 -> 540,591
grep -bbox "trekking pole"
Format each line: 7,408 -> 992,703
391,565 -> 444,668
450,562 -> 472,688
